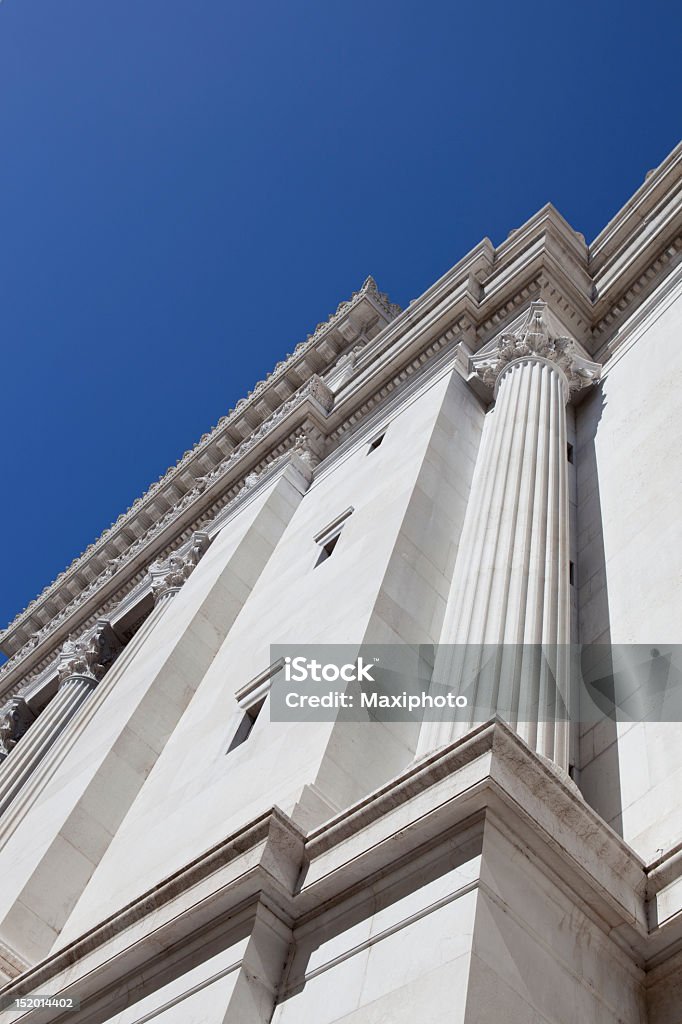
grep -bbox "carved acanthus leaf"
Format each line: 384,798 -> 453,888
473,302 -> 601,395
290,432 -> 320,468
0,698 -> 36,763
149,531 -> 211,603
57,620 -> 121,684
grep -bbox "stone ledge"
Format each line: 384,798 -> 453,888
5,720 -> 679,1021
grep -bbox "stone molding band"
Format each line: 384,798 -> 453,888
1,153 -> 678,688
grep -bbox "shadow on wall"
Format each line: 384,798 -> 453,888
575,385 -> 624,835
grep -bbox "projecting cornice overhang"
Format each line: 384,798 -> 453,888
590,141 -> 682,278
1,142 -> 680,699
0,280 -> 399,675
589,142 -> 682,339
0,391 -> 335,703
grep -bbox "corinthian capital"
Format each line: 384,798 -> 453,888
473,302 -> 601,397
0,697 -> 36,763
57,619 -> 121,684
149,531 -> 211,604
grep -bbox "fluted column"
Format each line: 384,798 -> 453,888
419,303 -> 600,767
0,530 -> 212,824
0,621 -> 121,817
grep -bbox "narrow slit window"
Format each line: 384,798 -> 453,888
567,442 -> 574,464
569,561 -> 575,586
316,534 -> 340,565
313,507 -> 354,569
368,432 -> 385,454
226,697 -> 266,753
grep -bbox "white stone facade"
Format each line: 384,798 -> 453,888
0,143 -> 680,1022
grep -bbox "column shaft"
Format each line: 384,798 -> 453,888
420,356 -> 572,766
0,677 -> 95,818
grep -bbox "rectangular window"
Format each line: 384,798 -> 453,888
226,659 -> 283,754
316,534 -> 340,565
226,700 -> 265,753
368,432 -> 385,454
313,507 -> 354,568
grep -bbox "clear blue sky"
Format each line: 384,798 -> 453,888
0,0 -> 680,647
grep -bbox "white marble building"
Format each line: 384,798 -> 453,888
0,141 -> 680,1023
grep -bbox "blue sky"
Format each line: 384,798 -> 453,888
0,0 -> 680,647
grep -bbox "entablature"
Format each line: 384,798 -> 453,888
0,279 -> 398,661
1,142 -> 680,702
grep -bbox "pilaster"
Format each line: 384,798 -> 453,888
0,622 -> 122,819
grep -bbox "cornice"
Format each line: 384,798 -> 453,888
0,397 -> 330,700
590,142 -> 682,275
1,142 -> 680,698
591,236 -> 682,341
588,142 -> 682,342
0,278 -> 398,656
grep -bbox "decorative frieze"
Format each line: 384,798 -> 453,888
304,375 -> 335,413
289,431 -> 321,468
0,378 -> 335,692
0,419 -> 327,701
325,342 -> 367,392
0,278 -> 386,659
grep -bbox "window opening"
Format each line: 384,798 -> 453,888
313,507 -> 354,569
226,697 -> 266,753
316,534 -> 340,565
